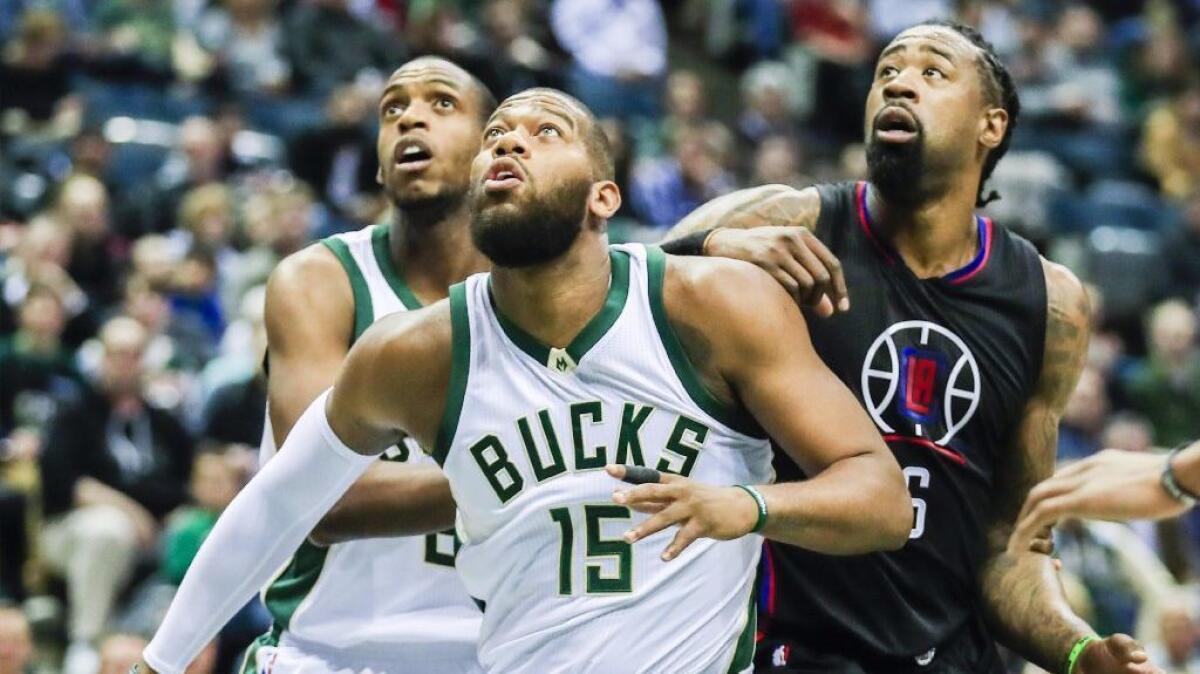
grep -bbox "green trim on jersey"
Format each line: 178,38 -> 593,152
725,589 -> 757,673
644,246 -> 764,438
237,625 -> 281,674
371,225 -> 424,310
320,237 -> 374,341
261,540 -> 329,633
488,248 -> 631,370
433,282 -> 471,465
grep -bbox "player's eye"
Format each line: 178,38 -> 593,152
435,96 -> 456,110
383,103 -> 404,117
484,127 -> 504,140
537,125 -> 561,137
924,67 -> 945,79
878,65 -> 899,79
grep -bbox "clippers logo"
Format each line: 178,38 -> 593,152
861,321 -> 980,445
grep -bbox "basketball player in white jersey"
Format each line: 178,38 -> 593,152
138,89 -> 912,674
242,57 -> 495,674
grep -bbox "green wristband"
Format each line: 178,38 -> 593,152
735,485 -> 768,533
1064,635 -> 1098,674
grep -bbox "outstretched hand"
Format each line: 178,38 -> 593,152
704,227 -> 848,317
1075,634 -> 1161,674
606,465 -> 759,561
1008,449 -> 1190,556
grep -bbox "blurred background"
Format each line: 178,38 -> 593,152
1,0 -> 1200,673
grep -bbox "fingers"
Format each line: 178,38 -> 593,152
613,483 -> 679,508
661,522 -> 702,561
785,231 -> 848,313
1104,634 -> 1148,664
1017,475 -> 1086,524
623,503 -> 686,544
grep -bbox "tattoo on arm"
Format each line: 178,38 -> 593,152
980,260 -> 1093,669
664,186 -> 820,241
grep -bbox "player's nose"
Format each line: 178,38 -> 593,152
493,131 -> 527,158
398,104 -> 430,132
882,73 -> 919,103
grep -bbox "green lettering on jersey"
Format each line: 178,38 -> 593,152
517,411 -> 567,483
585,505 -> 633,593
657,415 -> 709,478
424,529 -> 461,567
469,434 -> 524,503
570,401 -> 607,470
615,403 -> 653,466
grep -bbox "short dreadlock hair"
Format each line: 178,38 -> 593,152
915,19 -> 1020,207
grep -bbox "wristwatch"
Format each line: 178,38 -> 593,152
1161,444 -> 1198,507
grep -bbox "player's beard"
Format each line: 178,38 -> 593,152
469,176 -> 592,268
866,131 -> 926,208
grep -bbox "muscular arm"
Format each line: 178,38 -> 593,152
978,260 -> 1100,669
142,308 -> 452,674
663,184 -> 820,240
663,256 -> 911,553
264,245 -> 455,543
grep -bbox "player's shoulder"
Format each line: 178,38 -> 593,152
1038,256 -> 1090,324
663,251 -> 794,316
269,241 -> 347,291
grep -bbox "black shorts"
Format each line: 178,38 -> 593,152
754,618 -> 1006,674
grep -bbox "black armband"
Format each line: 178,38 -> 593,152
660,229 -> 716,257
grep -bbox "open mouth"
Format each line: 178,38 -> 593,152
874,106 -> 919,143
483,158 -> 525,193
395,138 -> 434,173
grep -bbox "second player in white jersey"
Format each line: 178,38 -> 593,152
253,224 -> 481,673
435,244 -> 771,674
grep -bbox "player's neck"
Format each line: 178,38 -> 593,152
490,236 -> 612,351
868,182 -> 981,280
390,204 -> 490,302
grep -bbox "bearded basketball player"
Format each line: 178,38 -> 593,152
651,20 -> 1160,674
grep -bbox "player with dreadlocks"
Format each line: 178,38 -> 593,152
638,20 -> 1163,673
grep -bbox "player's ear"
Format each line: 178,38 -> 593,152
587,180 -> 621,221
376,165 -> 384,186
979,106 -> 1007,151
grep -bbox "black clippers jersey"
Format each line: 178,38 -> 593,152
761,181 -> 1048,663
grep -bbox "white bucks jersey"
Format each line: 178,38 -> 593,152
434,244 -> 772,674
256,225 -> 481,671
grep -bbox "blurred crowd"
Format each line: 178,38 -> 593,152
1,0 -> 1200,673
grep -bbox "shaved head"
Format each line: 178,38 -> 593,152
388,57 -> 497,123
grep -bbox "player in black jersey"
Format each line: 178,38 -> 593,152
646,19 -> 1161,674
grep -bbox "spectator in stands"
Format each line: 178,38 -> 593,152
195,0 -> 291,99
282,0 -> 402,97
166,247 -> 224,344
737,63 -> 804,148
0,216 -> 88,344
1141,77 -> 1200,201
473,0 -> 560,97
751,136 -> 813,190
201,286 -> 265,446
132,117 -> 232,236
174,183 -> 241,310
93,0 -> 176,68
55,175 -> 124,309
1058,366 -> 1110,460
645,70 -> 710,157
39,317 -> 193,674
0,605 -> 32,674
122,273 -> 213,375
0,283 -> 79,437
551,0 -> 667,121
1165,189 -> 1200,304
285,84 -> 377,223
0,9 -> 82,140
630,122 -> 735,228
1123,300 -> 1200,447
162,451 -> 243,585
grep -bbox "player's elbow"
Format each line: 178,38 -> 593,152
868,456 -> 913,551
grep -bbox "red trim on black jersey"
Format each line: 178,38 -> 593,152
882,434 -> 968,466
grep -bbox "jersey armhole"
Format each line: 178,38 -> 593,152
320,238 -> 374,343
432,281 -> 471,466
645,246 -> 765,439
